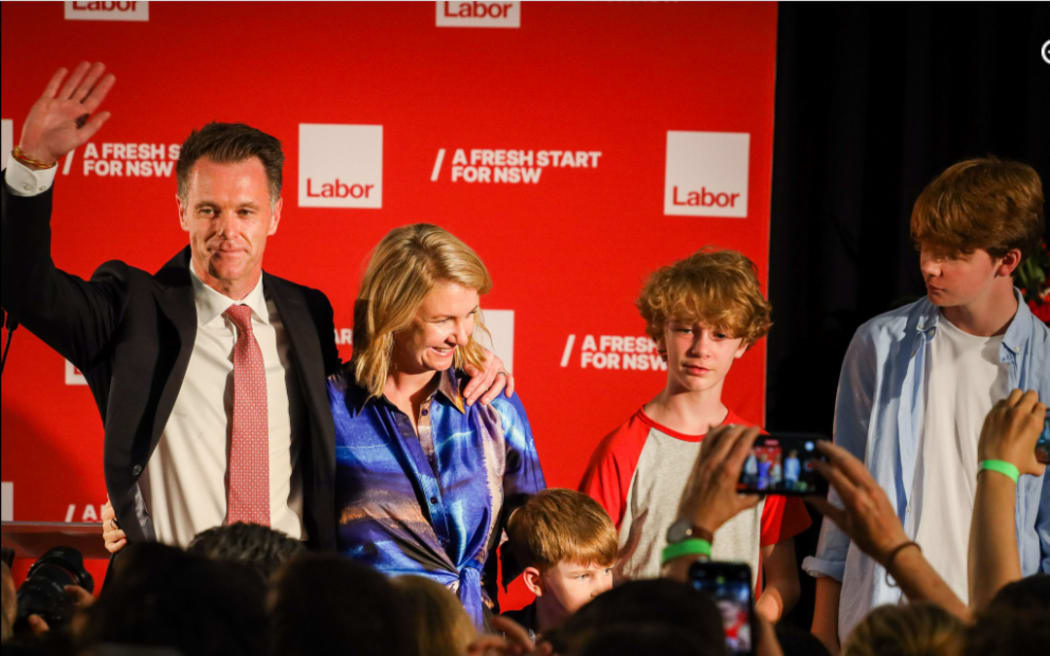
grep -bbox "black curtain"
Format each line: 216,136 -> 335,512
768,2 -> 1050,629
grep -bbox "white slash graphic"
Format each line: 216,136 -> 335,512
430,148 -> 446,182
62,150 -> 75,175
560,334 -> 576,367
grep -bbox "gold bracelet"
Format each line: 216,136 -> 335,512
12,146 -> 57,170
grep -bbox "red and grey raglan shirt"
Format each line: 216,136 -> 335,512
580,408 -> 810,589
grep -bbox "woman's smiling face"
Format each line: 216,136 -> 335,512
392,280 -> 480,375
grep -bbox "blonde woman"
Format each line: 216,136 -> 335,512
328,224 -> 545,630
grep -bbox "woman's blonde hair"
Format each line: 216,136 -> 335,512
352,223 -> 492,398
393,575 -> 477,656
842,602 -> 965,656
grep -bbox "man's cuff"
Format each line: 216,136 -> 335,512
802,554 -> 845,581
5,155 -> 57,197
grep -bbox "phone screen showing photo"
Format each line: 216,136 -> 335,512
1036,411 -> 1050,465
737,433 -> 829,496
688,562 -> 753,656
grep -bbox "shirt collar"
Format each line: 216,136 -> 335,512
189,266 -> 269,327
435,368 -> 467,414
912,296 -> 940,336
347,368 -> 467,415
913,288 -> 1030,354
1001,288 -> 1033,355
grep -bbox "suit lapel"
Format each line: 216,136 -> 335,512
150,247 -> 198,449
265,274 -> 333,459
267,273 -> 339,548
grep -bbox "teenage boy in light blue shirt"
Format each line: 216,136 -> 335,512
804,157 -> 1050,653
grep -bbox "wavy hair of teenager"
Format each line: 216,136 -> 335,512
637,247 -> 773,350
352,223 -> 492,398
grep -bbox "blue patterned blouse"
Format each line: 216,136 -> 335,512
327,368 -> 546,628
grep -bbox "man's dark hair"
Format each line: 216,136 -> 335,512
79,542 -> 266,656
187,522 -> 305,582
176,122 -> 284,203
543,579 -> 727,656
964,574 -> 1050,656
267,554 -> 414,656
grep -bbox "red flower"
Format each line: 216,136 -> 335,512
1030,299 -> 1050,323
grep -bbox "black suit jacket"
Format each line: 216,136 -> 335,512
1,184 -> 339,550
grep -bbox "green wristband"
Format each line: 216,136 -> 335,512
979,459 -> 1019,483
661,538 -> 712,565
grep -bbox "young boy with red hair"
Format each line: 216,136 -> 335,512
504,488 -> 618,639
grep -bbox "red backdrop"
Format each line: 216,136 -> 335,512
1,1 -> 778,605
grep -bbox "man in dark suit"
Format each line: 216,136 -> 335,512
2,62 -> 513,554
1,62 -> 344,551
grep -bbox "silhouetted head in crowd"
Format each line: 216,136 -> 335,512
187,521 -> 305,581
565,623 -> 713,656
80,541 -> 265,656
1,561 -> 16,643
981,571 -> 1050,610
775,622 -> 832,656
267,553 -> 413,656
842,601 -> 964,656
393,575 -> 475,656
543,578 -> 727,656
964,574 -> 1050,656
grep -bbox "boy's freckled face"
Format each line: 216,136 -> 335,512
919,247 -> 1001,309
661,320 -> 747,395
538,561 -> 614,618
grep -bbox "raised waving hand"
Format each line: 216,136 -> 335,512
17,62 -> 115,166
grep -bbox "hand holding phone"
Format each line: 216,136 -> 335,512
806,441 -> 913,566
676,425 -> 763,538
688,561 -> 754,656
977,389 -> 1047,475
1034,409 -> 1050,465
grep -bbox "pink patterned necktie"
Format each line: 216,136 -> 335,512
223,304 -> 270,526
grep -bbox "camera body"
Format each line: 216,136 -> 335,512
15,546 -> 94,632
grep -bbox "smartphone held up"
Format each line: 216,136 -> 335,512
689,561 -> 754,656
1036,410 -> 1050,465
736,433 -> 829,496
